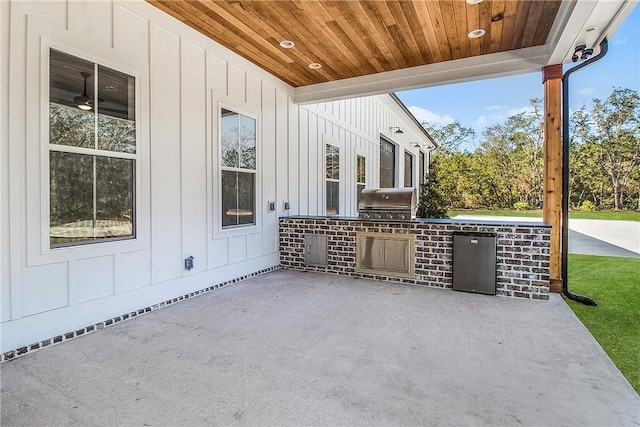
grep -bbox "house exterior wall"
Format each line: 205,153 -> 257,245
0,0 -> 432,354
294,96 -> 429,218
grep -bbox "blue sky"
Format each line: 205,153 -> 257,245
397,6 -> 640,140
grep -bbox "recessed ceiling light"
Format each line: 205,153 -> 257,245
309,63 -> 322,69
468,29 -> 486,39
466,0 -> 483,4
104,85 -> 116,92
279,40 -> 295,49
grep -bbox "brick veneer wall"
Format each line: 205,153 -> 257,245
279,217 -> 551,300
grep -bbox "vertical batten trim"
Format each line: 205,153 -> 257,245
244,64 -> 248,104
110,0 -> 115,49
0,0 -> 11,320
179,37 -> 186,276
65,0 -> 70,31
8,11 -> 28,320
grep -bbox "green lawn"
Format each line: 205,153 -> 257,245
568,210 -> 640,221
449,209 -> 640,222
566,254 -> 640,394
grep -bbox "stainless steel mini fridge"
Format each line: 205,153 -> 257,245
452,232 -> 497,295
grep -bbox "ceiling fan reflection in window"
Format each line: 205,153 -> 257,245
73,71 -> 103,111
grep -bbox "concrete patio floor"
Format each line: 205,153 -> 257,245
2,269 -> 639,426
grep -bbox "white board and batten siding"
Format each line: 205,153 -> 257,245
0,0 -> 432,353
298,95 -> 430,218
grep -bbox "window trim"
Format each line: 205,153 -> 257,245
419,151 -> 426,185
404,150 -> 414,188
48,51 -> 138,248
214,102 -> 262,236
355,152 -> 366,212
379,136 -> 397,188
27,41 -> 149,267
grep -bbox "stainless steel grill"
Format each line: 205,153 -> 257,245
358,187 -> 416,221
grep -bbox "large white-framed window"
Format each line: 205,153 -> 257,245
220,107 -> 257,228
356,154 -> 366,209
48,48 -> 137,248
326,143 -> 340,215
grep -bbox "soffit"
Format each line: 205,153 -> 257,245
148,0 -> 560,87
146,0 -> 636,103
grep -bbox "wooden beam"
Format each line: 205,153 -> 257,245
542,64 -> 563,292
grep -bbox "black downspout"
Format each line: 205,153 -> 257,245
561,38 -> 608,306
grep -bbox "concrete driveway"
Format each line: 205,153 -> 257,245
569,219 -> 640,258
1,269 -> 638,426
455,216 -> 640,258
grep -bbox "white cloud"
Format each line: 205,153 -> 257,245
408,106 -> 455,126
506,105 -> 535,116
611,37 -> 627,46
475,113 -> 504,128
485,105 -> 505,111
578,87 -> 596,96
472,104 -> 535,129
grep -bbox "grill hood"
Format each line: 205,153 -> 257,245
358,188 -> 417,221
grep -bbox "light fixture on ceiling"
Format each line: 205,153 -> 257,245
74,72 -> 93,111
309,63 -> 322,69
466,0 -> 483,4
279,40 -> 295,49
390,126 -> 403,134
412,142 -> 421,148
468,29 -> 486,39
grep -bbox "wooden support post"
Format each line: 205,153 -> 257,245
542,64 -> 563,293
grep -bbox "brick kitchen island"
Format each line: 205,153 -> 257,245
279,217 -> 551,300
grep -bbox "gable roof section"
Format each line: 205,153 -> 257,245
389,93 -> 437,150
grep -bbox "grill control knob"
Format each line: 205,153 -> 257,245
399,214 -> 406,219
387,213 -> 393,219
375,212 -> 382,219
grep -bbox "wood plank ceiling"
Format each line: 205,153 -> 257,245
147,0 -> 562,88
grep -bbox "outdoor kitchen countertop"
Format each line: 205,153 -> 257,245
282,215 -> 552,227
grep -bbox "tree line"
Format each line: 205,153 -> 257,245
423,88 -> 640,212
